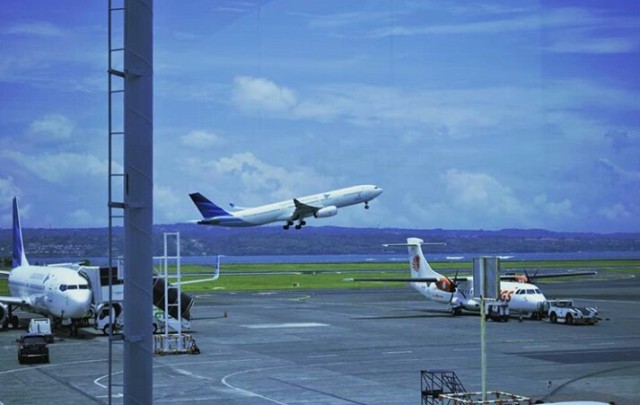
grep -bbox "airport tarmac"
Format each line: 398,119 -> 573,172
1,272 -> 639,404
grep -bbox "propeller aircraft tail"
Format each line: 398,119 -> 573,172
384,237 -> 444,280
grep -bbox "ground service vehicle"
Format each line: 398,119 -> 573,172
546,299 -> 598,325
17,333 -> 50,364
28,318 -> 54,343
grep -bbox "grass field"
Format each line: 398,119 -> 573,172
2,259 -> 638,296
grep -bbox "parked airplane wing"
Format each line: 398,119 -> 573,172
501,270 -> 597,283
353,278 -> 440,282
0,295 -> 31,306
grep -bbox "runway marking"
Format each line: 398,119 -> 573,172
307,354 -> 338,359
242,322 -> 329,329
383,350 -> 413,355
222,368 -> 290,404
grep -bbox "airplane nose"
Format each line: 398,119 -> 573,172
66,291 -> 92,318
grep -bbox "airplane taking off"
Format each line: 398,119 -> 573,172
189,184 -> 383,230
356,237 -> 597,319
0,198 -> 92,331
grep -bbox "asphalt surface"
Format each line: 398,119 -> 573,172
1,270 -> 638,404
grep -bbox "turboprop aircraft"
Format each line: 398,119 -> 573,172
355,237 -> 597,319
0,198 -> 92,331
189,184 -> 383,230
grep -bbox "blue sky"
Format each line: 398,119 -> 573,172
1,1 -> 639,232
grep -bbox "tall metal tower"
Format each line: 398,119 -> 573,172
108,0 -> 154,403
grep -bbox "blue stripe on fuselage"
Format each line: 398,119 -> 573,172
201,216 -> 252,227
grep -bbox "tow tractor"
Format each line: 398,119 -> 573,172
544,299 -> 598,325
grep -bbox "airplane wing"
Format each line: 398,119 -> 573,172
353,278 -> 441,282
292,199 -> 320,219
0,295 -> 31,306
501,270 -> 597,283
0,270 -> 11,276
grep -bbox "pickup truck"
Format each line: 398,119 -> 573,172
545,299 -> 598,325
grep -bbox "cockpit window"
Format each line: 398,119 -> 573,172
534,288 -> 541,294
516,289 -> 524,295
60,284 -> 89,291
527,289 -> 535,294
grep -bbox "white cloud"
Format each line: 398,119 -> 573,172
183,152 -> 334,203
599,203 -> 631,221
596,159 -> 640,185
0,177 -> 20,203
534,194 -> 574,218
154,185 -> 185,223
6,22 -> 66,37
231,76 -> 298,113
68,209 -> 101,227
180,130 -> 225,148
441,169 -> 529,218
546,37 -> 638,54
28,114 -> 75,142
0,150 -> 106,183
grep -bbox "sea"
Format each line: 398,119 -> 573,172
32,251 -> 640,267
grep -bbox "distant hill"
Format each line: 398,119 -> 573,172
0,224 -> 639,259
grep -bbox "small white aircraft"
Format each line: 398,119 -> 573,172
356,237 -> 596,319
189,184 -> 383,230
0,198 -> 93,331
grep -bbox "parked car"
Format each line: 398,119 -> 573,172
17,333 -> 50,364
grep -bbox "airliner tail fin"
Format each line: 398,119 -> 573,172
12,197 -> 29,268
189,193 -> 230,218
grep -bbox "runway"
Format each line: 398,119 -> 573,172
1,272 -> 638,404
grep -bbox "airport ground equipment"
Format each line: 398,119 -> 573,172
153,333 -> 200,355
17,333 -> 49,364
79,263 -> 193,335
438,391 -> 532,405
545,299 -> 598,325
28,318 -> 54,343
152,232 -> 199,355
421,370 -> 466,405
484,301 -> 509,322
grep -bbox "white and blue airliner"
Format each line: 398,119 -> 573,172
0,198 -> 92,330
189,184 -> 383,230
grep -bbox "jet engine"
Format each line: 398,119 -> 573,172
314,206 -> 337,218
0,302 -> 8,325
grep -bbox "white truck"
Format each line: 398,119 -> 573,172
545,299 -> 598,325
28,318 -> 54,343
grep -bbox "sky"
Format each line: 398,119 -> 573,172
1,1 -> 639,233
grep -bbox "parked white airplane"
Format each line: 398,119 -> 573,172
189,184 -> 383,230
0,198 -> 92,330
356,237 -> 596,319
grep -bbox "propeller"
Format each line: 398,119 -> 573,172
445,269 -> 466,303
523,269 -> 540,284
